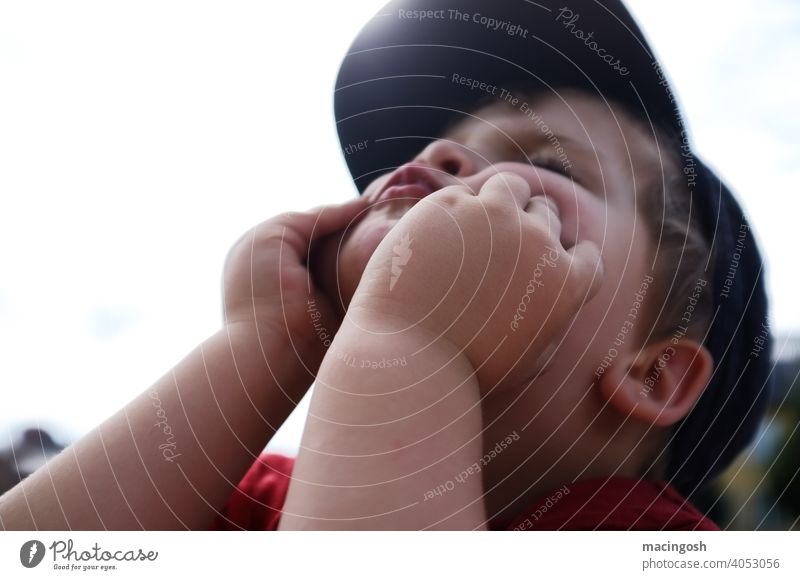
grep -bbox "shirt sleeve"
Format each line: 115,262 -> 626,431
210,453 -> 295,531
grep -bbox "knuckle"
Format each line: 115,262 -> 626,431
482,192 -> 511,214
225,223 -> 284,266
489,171 -> 528,193
225,229 -> 255,265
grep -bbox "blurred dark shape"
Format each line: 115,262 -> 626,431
0,428 -> 64,495
767,354 -> 800,527
695,347 -> 800,530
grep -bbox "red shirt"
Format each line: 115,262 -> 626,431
211,454 -> 718,531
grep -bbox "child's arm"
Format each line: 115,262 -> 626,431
279,174 -> 603,530
278,314 -> 487,530
1,324 -> 309,530
0,197 -> 370,530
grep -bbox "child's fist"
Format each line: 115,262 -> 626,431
222,196 -> 370,354
349,172 -> 604,391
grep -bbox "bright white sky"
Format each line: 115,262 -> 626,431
1,0 -> 797,452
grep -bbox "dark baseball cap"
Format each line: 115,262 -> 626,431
332,0 -> 772,498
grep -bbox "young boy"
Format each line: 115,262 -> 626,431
273,89 -> 735,531
0,0 -> 770,530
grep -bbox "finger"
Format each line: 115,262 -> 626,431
565,240 -> 605,303
525,195 -> 562,242
290,195 -> 372,243
478,172 -> 531,208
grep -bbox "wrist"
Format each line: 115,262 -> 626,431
339,306 -> 476,380
221,320 -> 318,400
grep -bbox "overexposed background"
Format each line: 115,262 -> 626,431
1,0 -> 797,453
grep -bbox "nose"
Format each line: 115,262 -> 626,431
415,139 -> 483,178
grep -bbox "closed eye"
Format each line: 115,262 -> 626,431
527,154 -> 582,186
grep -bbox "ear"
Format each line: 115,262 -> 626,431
596,338 -> 714,427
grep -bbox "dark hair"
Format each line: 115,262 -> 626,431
637,133 -> 715,346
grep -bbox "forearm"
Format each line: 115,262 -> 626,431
279,311 -> 488,530
0,322 -> 313,530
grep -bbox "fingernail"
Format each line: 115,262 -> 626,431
532,195 -> 559,216
543,196 -> 559,215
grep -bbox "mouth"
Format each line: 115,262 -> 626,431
374,163 -> 446,204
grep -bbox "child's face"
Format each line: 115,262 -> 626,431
317,90 -> 659,445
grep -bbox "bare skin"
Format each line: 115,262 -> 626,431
308,92 -> 712,527
279,173 -> 603,529
0,197 -> 371,530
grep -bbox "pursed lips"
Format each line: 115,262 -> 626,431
372,163 -> 447,204
365,163 -> 581,253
